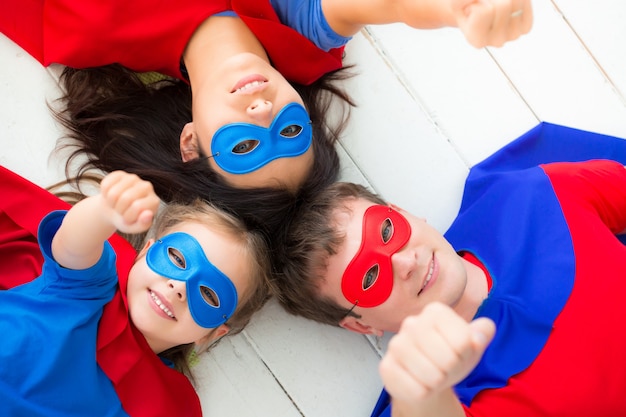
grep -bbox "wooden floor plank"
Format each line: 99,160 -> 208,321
552,0 -> 626,106
0,35 -> 67,186
243,300 -> 383,417
194,325 -> 303,417
336,33 -> 471,233
489,0 -> 626,140
364,24 -> 538,168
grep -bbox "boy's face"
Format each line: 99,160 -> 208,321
318,198 -> 469,335
127,221 -> 251,353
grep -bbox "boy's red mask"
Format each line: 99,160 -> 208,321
341,205 -> 411,308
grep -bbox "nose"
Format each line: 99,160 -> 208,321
168,279 -> 187,302
391,248 -> 416,281
246,98 -> 273,125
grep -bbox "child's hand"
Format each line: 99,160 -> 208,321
378,302 -> 495,408
452,0 -> 533,48
99,171 -> 160,234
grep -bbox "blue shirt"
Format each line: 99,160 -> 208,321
0,211 -> 128,417
217,0 -> 351,51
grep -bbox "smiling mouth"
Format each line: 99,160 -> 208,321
231,74 -> 268,94
418,254 -> 435,296
233,80 -> 266,93
149,290 -> 176,319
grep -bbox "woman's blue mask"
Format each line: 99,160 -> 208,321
210,102 -> 312,174
146,232 -> 238,328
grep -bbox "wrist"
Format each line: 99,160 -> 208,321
391,388 -> 465,417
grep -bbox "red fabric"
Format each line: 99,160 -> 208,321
465,161 -> 626,416
460,251 -> 492,291
232,0 -> 344,85
0,165 -> 68,288
0,0 -> 228,79
0,166 -> 202,417
0,0 -> 343,85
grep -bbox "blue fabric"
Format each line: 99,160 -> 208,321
269,0 -> 351,51
446,166 -> 573,403
371,389 -> 392,417
450,122 -> 626,403
469,122 -> 626,178
217,0 -> 351,51
0,211 -> 128,417
370,122 -> 626,417
211,102 -> 312,174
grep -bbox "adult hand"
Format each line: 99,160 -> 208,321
100,171 -> 160,234
452,0 -> 533,47
378,302 -> 495,410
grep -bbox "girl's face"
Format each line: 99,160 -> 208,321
182,52 -> 314,191
127,221 -> 252,354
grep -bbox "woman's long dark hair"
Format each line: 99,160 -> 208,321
54,64 -> 355,244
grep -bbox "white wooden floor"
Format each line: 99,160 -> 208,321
2,2 -> 626,416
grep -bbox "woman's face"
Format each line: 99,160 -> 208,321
182,52 -> 315,191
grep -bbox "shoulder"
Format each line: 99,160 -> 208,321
269,0 -> 351,50
37,210 -> 118,296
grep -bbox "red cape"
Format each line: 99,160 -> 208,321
0,166 -> 202,417
1,0 -> 343,85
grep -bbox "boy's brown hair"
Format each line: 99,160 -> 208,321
275,182 -> 386,326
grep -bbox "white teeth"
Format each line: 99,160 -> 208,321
425,261 -> 434,285
418,260 -> 435,295
150,291 -> 175,318
235,80 -> 263,92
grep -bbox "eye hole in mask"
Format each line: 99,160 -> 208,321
381,218 -> 394,243
168,247 -> 186,269
362,218 -> 395,290
200,285 -> 219,307
280,124 -> 303,138
362,264 -> 379,290
232,139 -> 260,154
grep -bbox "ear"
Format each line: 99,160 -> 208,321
195,324 -> 230,351
180,122 -> 200,162
339,316 -> 384,337
137,238 -> 155,258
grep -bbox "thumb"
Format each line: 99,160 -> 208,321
137,209 -> 155,229
469,317 -> 496,352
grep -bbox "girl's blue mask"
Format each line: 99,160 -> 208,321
210,102 -> 312,174
146,232 -> 238,328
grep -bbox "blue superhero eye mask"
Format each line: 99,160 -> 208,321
146,232 -> 238,328
210,102 -> 312,174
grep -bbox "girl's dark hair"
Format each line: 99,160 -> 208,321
53,64 -> 354,244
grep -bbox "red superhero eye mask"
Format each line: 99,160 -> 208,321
341,205 -> 411,308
